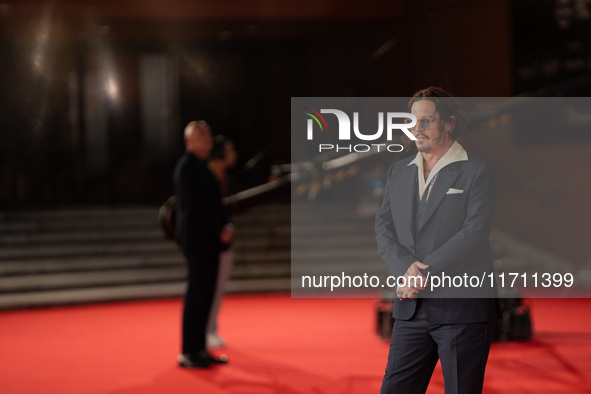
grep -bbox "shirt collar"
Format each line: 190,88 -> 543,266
407,140 -> 468,170
407,141 -> 468,199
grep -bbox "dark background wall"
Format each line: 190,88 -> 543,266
1,0 -> 591,264
0,0 -> 514,207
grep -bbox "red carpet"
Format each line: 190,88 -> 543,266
0,295 -> 590,393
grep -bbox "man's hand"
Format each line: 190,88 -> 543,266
396,284 -> 419,300
406,261 -> 430,290
220,223 -> 234,244
397,261 -> 430,300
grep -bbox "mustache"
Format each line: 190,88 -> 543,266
415,133 -> 429,139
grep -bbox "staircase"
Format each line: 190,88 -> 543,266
3,200 -> 574,310
0,204 -> 290,310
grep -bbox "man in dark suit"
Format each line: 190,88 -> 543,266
174,120 -> 233,368
375,87 -> 499,393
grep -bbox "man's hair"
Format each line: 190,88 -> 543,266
184,120 -> 209,141
407,86 -> 465,141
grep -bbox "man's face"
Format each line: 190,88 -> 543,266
188,124 -> 213,159
410,100 -> 449,153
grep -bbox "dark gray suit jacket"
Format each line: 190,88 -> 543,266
375,150 -> 499,324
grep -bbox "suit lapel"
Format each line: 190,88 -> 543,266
417,164 -> 461,233
392,163 -> 416,242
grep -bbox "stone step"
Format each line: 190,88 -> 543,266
0,203 -> 293,309
0,277 -> 292,310
0,235 -> 295,260
0,216 -> 159,234
0,206 -> 289,233
292,246 -> 380,262
0,241 -> 179,260
0,250 -> 291,276
0,231 -> 290,250
0,204 -> 290,220
0,267 -> 187,293
291,220 -> 375,233
0,219 -> 289,234
0,262 -> 291,294
0,229 -> 164,246
292,233 -> 376,247
0,254 -> 185,276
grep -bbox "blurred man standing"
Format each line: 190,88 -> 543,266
174,120 -> 233,368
